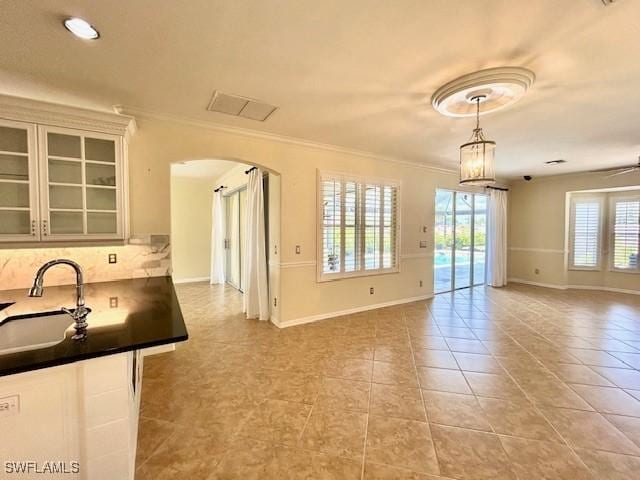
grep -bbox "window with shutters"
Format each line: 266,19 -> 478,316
570,197 -> 602,269
610,196 -> 640,272
318,172 -> 400,281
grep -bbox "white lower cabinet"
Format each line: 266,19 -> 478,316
0,351 -> 143,480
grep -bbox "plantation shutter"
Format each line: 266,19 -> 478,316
319,173 -> 399,279
612,199 -> 640,270
572,200 -> 601,268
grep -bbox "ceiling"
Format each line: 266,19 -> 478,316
171,159 -> 243,180
1,0 -> 639,178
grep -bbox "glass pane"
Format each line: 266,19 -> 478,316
0,154 -> 29,181
86,187 -> 116,210
0,126 -> 28,153
434,189 -> 454,293
85,137 -> 115,163
48,159 -> 82,184
344,181 -> 358,272
50,211 -> 83,234
473,195 -> 487,285
321,179 -> 341,274
87,212 -> 117,234
0,210 -> 30,234
0,182 -> 30,207
454,192 -> 472,289
86,163 -> 116,186
48,133 -> 81,158
49,185 -> 82,209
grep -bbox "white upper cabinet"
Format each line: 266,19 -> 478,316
0,120 -> 39,241
0,95 -> 135,243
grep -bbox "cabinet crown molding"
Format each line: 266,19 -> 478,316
0,94 -> 136,137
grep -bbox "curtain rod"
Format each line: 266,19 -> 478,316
245,166 -> 257,174
486,186 -> 509,192
214,185 -> 227,192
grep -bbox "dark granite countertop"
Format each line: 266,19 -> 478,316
0,276 -> 188,377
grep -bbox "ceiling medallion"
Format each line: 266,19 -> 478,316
431,67 -> 535,118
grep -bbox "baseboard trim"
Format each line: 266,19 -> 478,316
172,276 -> 210,284
274,294 -> 434,329
508,278 -> 567,290
509,278 -> 640,295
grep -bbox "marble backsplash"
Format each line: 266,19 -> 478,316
0,235 -> 171,290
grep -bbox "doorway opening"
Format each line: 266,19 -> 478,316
434,189 -> 487,293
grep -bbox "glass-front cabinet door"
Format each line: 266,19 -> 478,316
39,126 -> 122,240
0,120 -> 39,241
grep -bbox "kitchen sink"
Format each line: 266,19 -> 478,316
0,311 -> 74,355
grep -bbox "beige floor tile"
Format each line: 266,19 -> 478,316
571,384 -> 640,416
462,371 -> 524,399
423,390 -> 491,431
575,448 -> 640,480
410,335 -> 449,351
136,417 -> 178,467
365,415 -> 440,475
373,360 -> 419,387
540,407 -> 640,455
417,367 -> 471,394
604,414 -> 640,447
591,366 -> 640,390
413,349 -> 459,369
453,352 -> 503,373
299,408 -> 367,459
323,357 -> 373,382
267,372 -> 322,404
237,399 -> 312,446
375,344 -> 414,363
430,424 -> 517,480
315,377 -> 371,412
363,462 -> 443,479
499,437 -> 594,480
568,348 -> 631,368
444,337 -> 489,354
370,383 -> 425,421
546,362 -> 615,387
478,397 -> 563,442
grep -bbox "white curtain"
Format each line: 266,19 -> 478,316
487,188 -> 508,287
210,191 -> 226,284
243,169 -> 270,320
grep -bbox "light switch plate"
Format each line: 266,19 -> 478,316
419,240 -> 428,248
0,395 -> 19,418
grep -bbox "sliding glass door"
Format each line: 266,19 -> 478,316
434,189 -> 487,293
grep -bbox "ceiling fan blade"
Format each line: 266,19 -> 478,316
606,168 -> 638,177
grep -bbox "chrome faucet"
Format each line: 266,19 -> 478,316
28,259 -> 89,340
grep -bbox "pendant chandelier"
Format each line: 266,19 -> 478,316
459,95 -> 496,185
431,67 -> 536,186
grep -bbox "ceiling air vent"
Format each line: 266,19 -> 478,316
207,91 -> 278,121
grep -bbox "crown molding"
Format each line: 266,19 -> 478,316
0,94 -> 136,138
116,105 -> 458,176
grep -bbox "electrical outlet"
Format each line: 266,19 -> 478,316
369,287 -> 374,295
422,226 -> 428,233
108,253 -> 117,264
295,245 -> 301,254
274,245 -> 278,255
0,395 -> 19,418
534,268 -> 540,275
109,297 -> 118,308
419,280 -> 423,287
419,240 -> 428,248
273,297 -> 277,307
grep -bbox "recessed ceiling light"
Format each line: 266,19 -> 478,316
63,17 -> 100,40
545,159 -> 567,165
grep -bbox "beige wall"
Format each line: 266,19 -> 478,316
170,176 -> 215,281
508,171 -> 640,293
127,115 -> 465,324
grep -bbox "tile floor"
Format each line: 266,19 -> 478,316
135,282 -> 640,479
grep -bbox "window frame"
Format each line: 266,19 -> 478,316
568,194 -> 605,271
316,170 -> 401,282
608,194 -> 640,274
